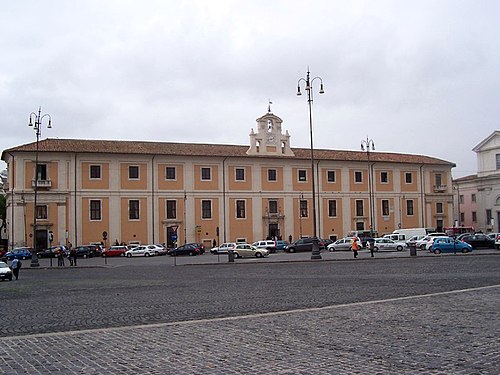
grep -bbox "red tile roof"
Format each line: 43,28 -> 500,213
2,138 -> 455,166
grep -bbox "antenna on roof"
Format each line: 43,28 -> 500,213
267,99 -> 273,113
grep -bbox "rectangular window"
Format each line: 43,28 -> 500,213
436,202 -> 443,214
268,169 -> 277,181
235,168 -> 245,181
300,200 -> 308,218
269,200 -> 278,214
129,166 -> 139,180
405,172 -> 412,184
382,199 -> 390,216
355,171 -> 363,183
36,205 -> 47,220
202,200 -> 212,219
298,170 -> 307,182
201,167 -> 211,180
236,200 -> 246,219
36,164 -> 47,181
355,200 -> 364,217
406,199 -> 414,216
471,193 -> 476,203
459,195 -> 464,204
328,200 -> 337,217
380,171 -> 388,184
496,154 -> 500,170
486,209 -> 492,224
472,211 -> 477,222
129,200 -> 140,220
166,200 -> 177,219
327,170 -> 336,183
460,212 -> 465,223
90,200 -> 101,221
90,165 -> 101,179
435,173 -> 442,187
165,167 -> 176,180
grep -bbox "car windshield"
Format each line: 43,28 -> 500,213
0,262 -> 8,267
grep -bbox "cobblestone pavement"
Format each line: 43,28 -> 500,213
0,255 -> 499,374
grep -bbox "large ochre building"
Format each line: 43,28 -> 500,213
2,110 -> 455,251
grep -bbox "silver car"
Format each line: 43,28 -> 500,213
233,244 -> 269,258
327,237 -> 360,252
125,245 -> 156,257
373,238 -> 405,252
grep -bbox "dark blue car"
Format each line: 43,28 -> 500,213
5,247 -> 33,260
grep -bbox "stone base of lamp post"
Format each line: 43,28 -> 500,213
30,254 -> 40,267
311,237 -> 322,260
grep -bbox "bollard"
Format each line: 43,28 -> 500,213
228,250 -> 235,263
409,244 -> 417,256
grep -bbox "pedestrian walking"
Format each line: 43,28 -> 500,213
352,237 -> 359,259
369,239 -> 375,257
57,247 -> 65,266
69,248 -> 77,266
11,258 -> 22,280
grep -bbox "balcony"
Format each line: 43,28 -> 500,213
32,179 -> 52,189
433,185 -> 447,193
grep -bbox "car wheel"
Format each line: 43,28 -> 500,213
22,256 -> 26,260
155,251 -> 159,256
8,275 -> 12,281
234,253 -> 240,258
189,251 -> 194,256
145,253 -> 150,257
256,252 -> 263,258
374,247 -> 379,252
462,248 -> 469,253
127,253 -> 132,258
433,249 -> 441,254
397,246 -> 403,251
120,253 -> 125,257
420,244 -> 426,250
288,248 -> 295,253
329,247 -> 335,252
83,254 -> 87,259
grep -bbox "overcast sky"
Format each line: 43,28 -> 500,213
1,0 -> 499,177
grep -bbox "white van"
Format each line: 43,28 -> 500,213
389,228 -> 431,241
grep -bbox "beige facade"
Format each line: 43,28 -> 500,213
2,111 -> 456,251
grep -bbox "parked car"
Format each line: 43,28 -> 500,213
275,240 -> 289,251
146,244 -> 168,256
0,261 -> 13,281
459,234 -> 495,249
168,243 -> 202,256
74,246 -> 96,258
233,243 -> 269,258
5,248 -> 33,260
327,237 -> 360,252
406,235 -> 425,248
102,245 -> 128,257
37,246 -> 64,258
252,240 -> 277,253
415,233 -> 447,250
495,234 -> 500,250
125,245 -> 156,257
210,243 -> 237,254
189,243 -> 206,254
285,237 -> 325,253
372,238 -> 405,252
428,236 -> 473,254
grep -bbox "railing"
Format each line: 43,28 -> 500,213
433,184 -> 447,193
32,179 -> 52,188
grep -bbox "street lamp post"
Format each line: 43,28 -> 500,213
297,69 -> 324,260
361,137 -> 375,236
28,107 -> 52,267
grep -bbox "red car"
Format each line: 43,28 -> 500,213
102,245 -> 128,257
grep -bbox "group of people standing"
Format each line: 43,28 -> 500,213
351,238 -> 375,259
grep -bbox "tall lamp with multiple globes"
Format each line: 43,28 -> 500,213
361,136 -> 375,236
297,69 -> 324,260
28,107 -> 52,267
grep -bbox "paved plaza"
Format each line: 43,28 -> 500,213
0,252 -> 499,374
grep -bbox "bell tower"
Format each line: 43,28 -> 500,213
247,103 -> 294,156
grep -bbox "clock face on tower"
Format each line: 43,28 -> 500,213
267,135 -> 276,144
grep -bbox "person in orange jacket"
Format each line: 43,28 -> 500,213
352,237 -> 359,258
